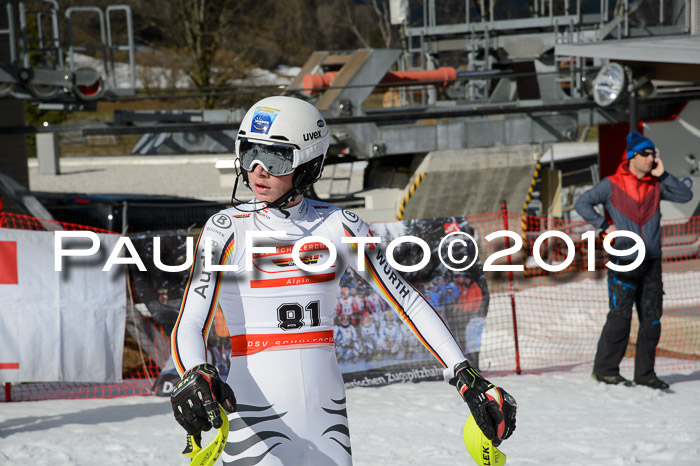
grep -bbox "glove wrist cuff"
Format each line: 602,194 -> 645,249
443,366 -> 456,383
445,360 -> 472,384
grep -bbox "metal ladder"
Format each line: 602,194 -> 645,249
18,0 -> 62,70
467,25 -> 490,102
554,19 -> 584,99
0,1 -> 136,102
65,4 -> 136,94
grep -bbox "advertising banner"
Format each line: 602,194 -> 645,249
336,217 -> 489,386
0,228 -> 125,383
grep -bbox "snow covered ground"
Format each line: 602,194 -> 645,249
2,367 -> 700,465
72,52 -> 300,90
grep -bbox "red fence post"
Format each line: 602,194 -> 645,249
4,382 -> 11,402
501,200 -> 522,375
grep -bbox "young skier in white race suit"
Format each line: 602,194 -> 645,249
169,96 -> 517,465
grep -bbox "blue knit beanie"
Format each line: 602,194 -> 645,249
626,131 -> 655,160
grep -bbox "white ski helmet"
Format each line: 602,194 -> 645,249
235,96 -> 330,205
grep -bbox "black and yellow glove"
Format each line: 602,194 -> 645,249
170,363 -> 236,436
450,360 -> 517,446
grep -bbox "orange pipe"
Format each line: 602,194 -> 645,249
303,67 -> 457,94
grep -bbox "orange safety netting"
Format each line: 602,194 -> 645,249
466,209 -> 700,375
0,211 -> 116,234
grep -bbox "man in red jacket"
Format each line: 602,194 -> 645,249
575,131 -> 693,389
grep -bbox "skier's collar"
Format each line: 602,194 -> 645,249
255,197 -> 308,221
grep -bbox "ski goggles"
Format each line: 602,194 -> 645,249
237,138 -> 298,176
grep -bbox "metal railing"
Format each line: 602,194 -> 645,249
406,0 -> 690,33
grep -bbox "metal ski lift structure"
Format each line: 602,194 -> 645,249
4,0 -> 698,221
0,0 -> 136,107
280,0 -> 700,219
102,0 -> 700,219
288,0 -> 699,159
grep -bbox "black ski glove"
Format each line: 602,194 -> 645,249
450,360 -> 517,446
171,363 -> 237,435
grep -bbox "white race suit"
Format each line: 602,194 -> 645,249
171,198 -> 465,465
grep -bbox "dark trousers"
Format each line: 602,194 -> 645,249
593,258 -> 663,383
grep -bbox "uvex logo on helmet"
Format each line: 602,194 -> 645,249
303,130 -> 323,142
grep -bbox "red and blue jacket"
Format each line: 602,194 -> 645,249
575,162 -> 693,260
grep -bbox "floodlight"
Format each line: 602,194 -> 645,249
592,62 -> 628,107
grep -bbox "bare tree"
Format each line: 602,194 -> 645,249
174,0 -> 249,108
343,0 -> 395,49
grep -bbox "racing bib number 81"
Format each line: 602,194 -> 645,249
277,301 -> 321,330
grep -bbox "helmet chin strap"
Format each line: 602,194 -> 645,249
230,170 -> 304,218
264,187 -> 304,217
